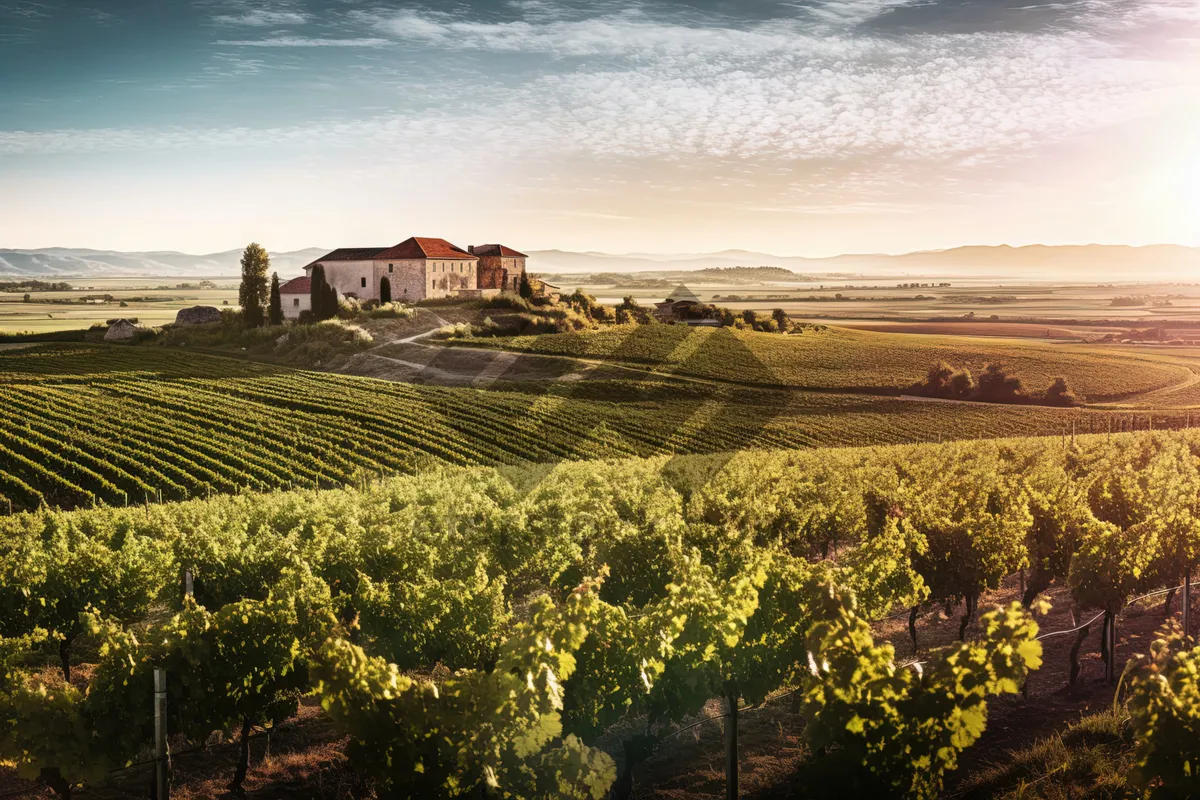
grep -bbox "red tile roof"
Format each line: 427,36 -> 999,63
280,276 -> 311,294
376,237 -> 478,261
471,244 -> 528,258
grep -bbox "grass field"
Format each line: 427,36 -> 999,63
448,324 -> 1189,400
0,342 -> 1154,511
0,279 -> 239,333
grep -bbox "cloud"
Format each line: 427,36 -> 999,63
366,3 -> 945,55
366,9 -> 820,56
797,0 -> 933,27
5,0 -> 1198,208
215,36 -> 389,47
520,34 -> 1182,163
0,0 -> 50,21
212,9 -> 309,26
203,52 -> 270,77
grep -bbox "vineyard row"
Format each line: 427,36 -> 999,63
4,431 -> 1200,797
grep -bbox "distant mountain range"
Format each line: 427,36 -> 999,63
530,244 -> 1200,280
0,247 -> 329,278
1,244 -> 1197,281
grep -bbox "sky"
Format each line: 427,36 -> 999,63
2,0 -> 1199,256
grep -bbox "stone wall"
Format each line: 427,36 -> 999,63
314,255 -> 483,302
477,256 -> 526,292
423,259 -> 477,299
374,258 -> 427,301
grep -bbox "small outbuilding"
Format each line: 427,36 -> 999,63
279,276 -> 312,320
654,284 -> 706,322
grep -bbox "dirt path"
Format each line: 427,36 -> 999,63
897,394 -> 1011,406
337,315 -> 726,389
1103,362 -> 1200,407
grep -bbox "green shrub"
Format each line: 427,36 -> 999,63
365,302 -> 415,320
483,292 -> 535,312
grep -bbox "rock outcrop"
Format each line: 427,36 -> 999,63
175,306 -> 222,326
104,319 -> 143,342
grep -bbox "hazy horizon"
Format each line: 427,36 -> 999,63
3,0 -> 1199,255
6,240 -> 1200,259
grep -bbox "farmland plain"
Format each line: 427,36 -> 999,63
0,278 -> 238,333
560,277 -> 1200,327
7,276 -> 1200,339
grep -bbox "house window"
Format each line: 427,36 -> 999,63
388,264 -> 394,273
293,298 -> 299,307
361,277 -> 367,288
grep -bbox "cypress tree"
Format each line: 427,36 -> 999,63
238,243 -> 270,327
267,272 -> 284,326
519,273 -> 533,300
310,264 -> 336,321
380,276 -> 392,305
326,279 -> 338,318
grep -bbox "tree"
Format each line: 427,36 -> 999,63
976,363 -> 1026,403
238,243 -> 270,328
379,276 -> 392,305
771,308 -> 791,332
919,362 -> 955,397
519,272 -> 534,300
309,265 -> 336,322
949,368 -> 976,399
267,272 -> 283,326
1042,377 -> 1079,407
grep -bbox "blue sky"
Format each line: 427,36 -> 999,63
2,0 -> 1199,254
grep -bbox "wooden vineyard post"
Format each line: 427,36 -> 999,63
1069,623 -> 1090,686
1104,612 -> 1118,685
1186,569 -> 1193,644
154,668 -> 170,800
724,681 -> 739,800
183,568 -> 193,600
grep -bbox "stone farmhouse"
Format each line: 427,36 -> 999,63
277,237 -> 528,319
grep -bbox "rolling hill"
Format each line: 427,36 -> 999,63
0,247 -> 328,278
1,243 -> 1197,280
